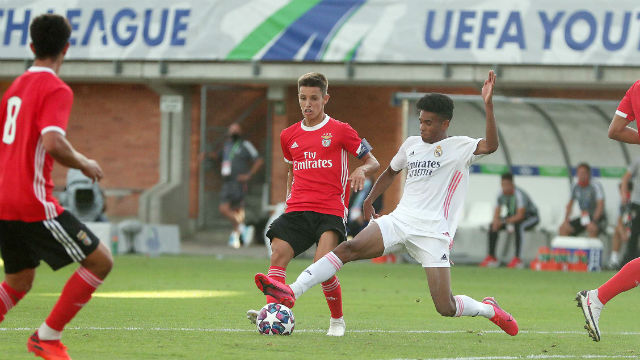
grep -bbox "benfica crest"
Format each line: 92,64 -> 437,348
321,133 -> 332,147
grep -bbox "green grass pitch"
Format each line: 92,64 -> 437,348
1,255 -> 638,359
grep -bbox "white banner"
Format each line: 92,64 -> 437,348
1,0 -> 640,65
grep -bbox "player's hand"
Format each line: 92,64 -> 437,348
491,219 -> 501,232
237,173 -> 251,182
82,159 -> 103,183
348,168 -> 366,191
363,199 -> 379,220
482,70 -> 496,105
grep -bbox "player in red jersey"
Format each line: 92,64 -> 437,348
247,72 -> 379,336
576,80 -> 640,342
0,14 -> 113,359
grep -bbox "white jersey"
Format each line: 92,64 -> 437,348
389,136 -> 483,241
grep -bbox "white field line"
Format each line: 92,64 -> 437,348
392,356 -> 640,360
0,327 -> 639,336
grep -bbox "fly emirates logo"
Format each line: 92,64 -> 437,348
293,151 -> 333,170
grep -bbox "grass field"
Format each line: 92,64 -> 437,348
1,255 -> 639,359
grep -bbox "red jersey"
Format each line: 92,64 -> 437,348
281,115 -> 371,220
0,67 -> 72,221
617,80 -> 640,123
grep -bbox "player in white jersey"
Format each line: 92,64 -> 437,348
255,70 -> 519,336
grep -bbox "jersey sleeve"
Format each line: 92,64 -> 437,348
616,81 -> 639,121
280,130 -> 292,164
594,181 -> 605,201
390,139 -> 410,171
341,123 -> 371,159
243,140 -> 260,160
38,86 -> 73,135
515,189 -> 525,209
629,157 -> 640,177
461,137 -> 484,166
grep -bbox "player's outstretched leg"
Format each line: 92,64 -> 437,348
575,257 -> 640,342
575,290 -> 602,342
255,273 -> 295,308
481,297 -> 519,336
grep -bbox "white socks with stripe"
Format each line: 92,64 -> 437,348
38,322 -> 62,341
290,252 -> 343,299
453,295 -> 495,318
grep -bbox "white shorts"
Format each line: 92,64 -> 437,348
373,214 -> 450,268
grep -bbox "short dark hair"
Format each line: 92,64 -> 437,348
416,93 -> 454,121
30,14 -> 71,59
576,162 -> 591,174
501,172 -> 514,182
298,72 -> 328,95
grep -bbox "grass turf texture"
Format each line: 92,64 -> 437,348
1,255 -> 638,359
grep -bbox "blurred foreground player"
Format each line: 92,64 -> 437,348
255,71 -> 520,336
0,14 -> 113,359
576,80 -> 640,342
246,72 -> 379,336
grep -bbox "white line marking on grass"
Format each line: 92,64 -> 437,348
1,327 -> 639,336
392,356 -> 640,360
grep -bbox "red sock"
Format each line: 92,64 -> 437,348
266,266 -> 286,304
0,281 -> 26,322
598,257 -> 640,305
322,276 -> 343,319
45,267 -> 103,331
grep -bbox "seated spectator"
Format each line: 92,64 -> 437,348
347,176 -> 382,238
558,163 -> 607,238
608,182 -> 632,268
480,172 -> 539,269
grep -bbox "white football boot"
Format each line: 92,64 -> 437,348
246,309 -> 259,325
576,290 -> 603,341
326,317 -> 346,336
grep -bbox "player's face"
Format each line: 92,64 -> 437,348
576,166 -> 590,185
418,110 -> 449,143
299,86 -> 329,122
501,179 -> 514,195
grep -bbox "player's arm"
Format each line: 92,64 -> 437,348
238,157 -> 264,183
608,114 -> 640,145
349,152 -> 380,192
42,131 -> 103,182
621,171 -> 632,203
474,70 -> 499,155
506,208 -> 526,224
562,199 -> 574,223
285,163 -> 293,200
363,165 -> 400,219
490,205 -> 502,231
593,199 -> 604,223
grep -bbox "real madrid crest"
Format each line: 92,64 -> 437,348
321,132 -> 332,147
434,145 -> 443,157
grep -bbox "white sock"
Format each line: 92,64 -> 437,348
588,289 -> 604,308
453,295 -> 495,318
290,252 -> 343,298
609,251 -> 619,264
38,322 -> 62,341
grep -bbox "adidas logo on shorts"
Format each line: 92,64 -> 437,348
441,254 -> 448,261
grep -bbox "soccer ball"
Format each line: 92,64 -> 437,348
257,303 -> 295,335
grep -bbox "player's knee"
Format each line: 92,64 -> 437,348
333,242 -> 355,263
6,270 -> 35,293
434,300 -> 456,317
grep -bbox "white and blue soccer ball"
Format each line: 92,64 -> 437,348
257,303 -> 295,335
